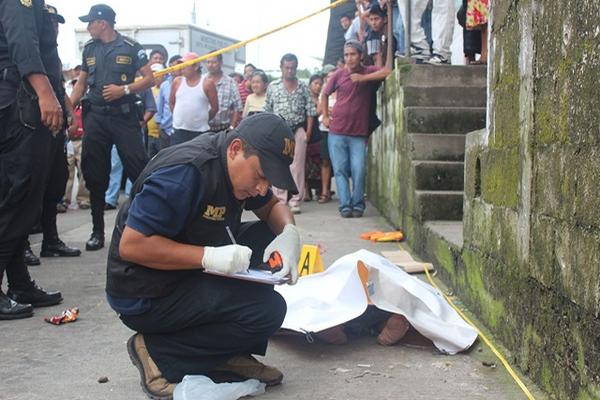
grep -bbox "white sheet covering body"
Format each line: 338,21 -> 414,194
276,250 -> 478,354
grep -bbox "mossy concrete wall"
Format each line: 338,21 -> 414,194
369,1 -> 600,398
458,1 -> 600,398
367,63 -> 428,252
462,1 -> 600,397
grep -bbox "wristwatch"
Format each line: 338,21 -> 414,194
123,85 -> 130,95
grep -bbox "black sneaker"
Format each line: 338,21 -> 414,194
7,282 -> 62,308
41,239 -> 81,257
86,232 -> 105,251
104,203 -> 117,210
24,246 -> 41,266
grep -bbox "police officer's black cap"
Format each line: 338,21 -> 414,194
233,113 -> 298,195
79,4 -> 116,24
47,5 -> 65,24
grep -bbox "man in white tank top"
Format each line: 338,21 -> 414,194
169,52 -> 219,145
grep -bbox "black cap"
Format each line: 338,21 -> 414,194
234,113 -> 298,195
79,4 -> 116,24
46,5 -> 65,24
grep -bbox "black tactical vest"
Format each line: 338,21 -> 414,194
106,132 -> 247,298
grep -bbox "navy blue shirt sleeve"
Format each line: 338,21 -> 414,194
244,188 -> 273,211
126,164 -> 204,237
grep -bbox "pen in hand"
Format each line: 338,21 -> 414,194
225,225 -> 236,245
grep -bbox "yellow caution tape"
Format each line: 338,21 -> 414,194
402,244 -> 536,399
154,0 -> 350,77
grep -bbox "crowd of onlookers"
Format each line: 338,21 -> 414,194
339,0 -> 490,65
46,0 -> 491,251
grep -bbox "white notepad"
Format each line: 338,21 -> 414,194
203,268 -> 289,285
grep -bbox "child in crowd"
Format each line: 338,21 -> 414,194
242,70 -> 269,117
365,3 -> 392,67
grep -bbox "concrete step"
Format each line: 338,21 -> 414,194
415,190 -> 463,221
413,161 -> 464,191
405,106 -> 486,134
403,86 -> 487,108
425,221 -> 464,248
409,133 -> 466,161
399,64 -> 487,87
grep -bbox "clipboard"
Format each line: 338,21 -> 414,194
203,268 -> 289,285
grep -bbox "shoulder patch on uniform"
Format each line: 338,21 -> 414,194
86,57 -> 96,67
122,36 -> 137,47
137,49 -> 147,60
20,0 -> 32,8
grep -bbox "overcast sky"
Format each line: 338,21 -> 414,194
52,0 -> 331,72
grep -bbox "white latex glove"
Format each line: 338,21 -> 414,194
263,224 -> 301,284
202,245 -> 252,275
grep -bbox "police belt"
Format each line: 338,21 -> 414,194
87,102 -> 135,115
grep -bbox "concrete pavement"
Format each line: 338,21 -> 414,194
1,197 -> 544,400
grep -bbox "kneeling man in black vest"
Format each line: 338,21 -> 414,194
106,113 -> 301,399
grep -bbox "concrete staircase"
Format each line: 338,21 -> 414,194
400,65 -> 487,224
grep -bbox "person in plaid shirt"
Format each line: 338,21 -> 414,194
206,53 -> 243,132
264,53 -> 317,214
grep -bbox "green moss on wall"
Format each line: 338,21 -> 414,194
481,148 -> 520,209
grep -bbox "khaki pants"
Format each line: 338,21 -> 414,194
65,140 -> 90,206
273,126 -> 306,208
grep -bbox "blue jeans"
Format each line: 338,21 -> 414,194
392,5 -> 406,55
105,146 -> 132,207
328,133 -> 367,213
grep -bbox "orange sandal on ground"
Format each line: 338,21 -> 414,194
374,231 -> 404,242
360,230 -> 383,240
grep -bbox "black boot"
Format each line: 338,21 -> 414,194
41,238 -> 81,257
7,281 -> 62,308
86,232 -> 105,251
23,241 -> 41,266
0,292 -> 33,320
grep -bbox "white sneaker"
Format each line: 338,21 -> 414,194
290,205 -> 301,214
425,54 -> 450,65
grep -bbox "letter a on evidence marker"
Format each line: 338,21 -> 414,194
297,245 -> 324,277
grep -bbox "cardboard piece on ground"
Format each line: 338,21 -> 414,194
380,250 -> 434,274
297,244 -> 324,277
357,261 -> 373,305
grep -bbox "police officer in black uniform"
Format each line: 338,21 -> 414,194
27,5 -> 82,263
70,4 -> 153,251
0,0 -> 64,320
